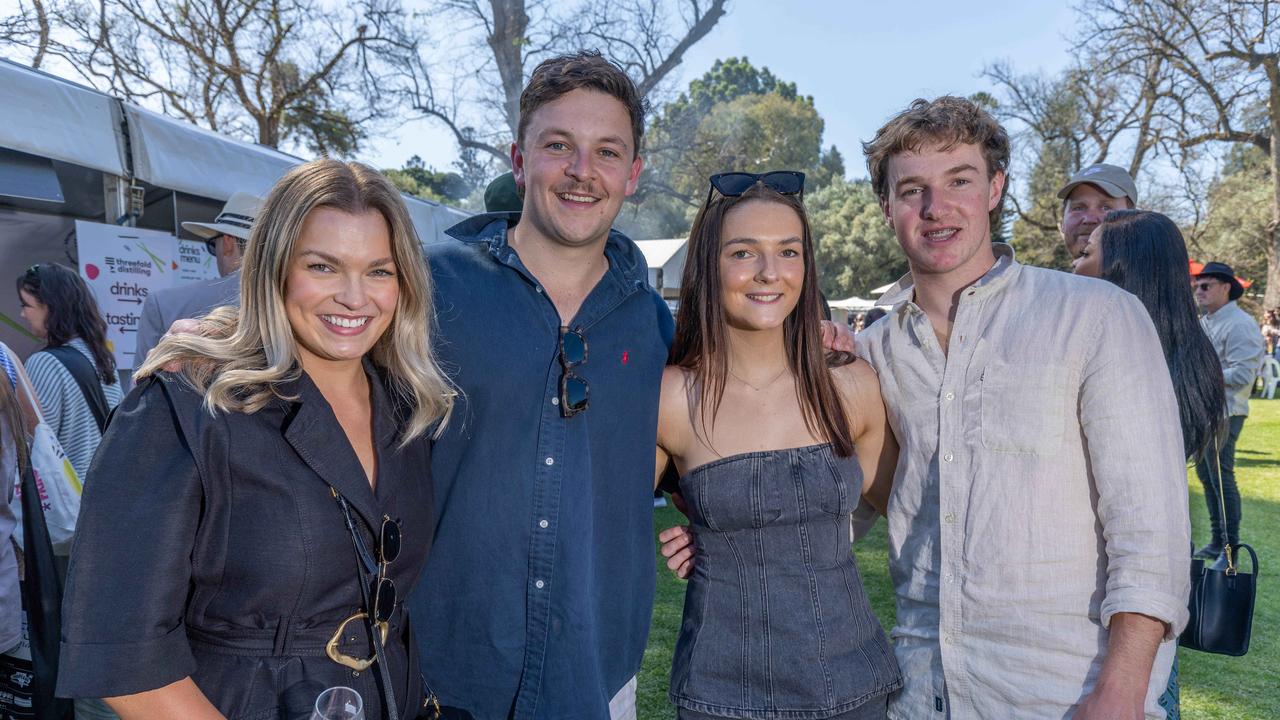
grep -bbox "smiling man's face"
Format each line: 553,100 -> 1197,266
512,88 -> 643,249
880,141 -> 1005,280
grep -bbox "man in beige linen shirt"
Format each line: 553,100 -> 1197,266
857,97 -> 1190,719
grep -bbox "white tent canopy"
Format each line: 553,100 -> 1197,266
828,295 -> 878,312
408,195 -> 471,245
635,238 -> 688,295
125,103 -> 302,200
0,59 -> 127,176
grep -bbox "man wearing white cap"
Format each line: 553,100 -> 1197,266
132,192 -> 262,369
1058,163 -> 1138,260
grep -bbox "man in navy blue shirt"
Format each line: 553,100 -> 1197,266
410,52 -> 672,719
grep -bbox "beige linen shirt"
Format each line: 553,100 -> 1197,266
857,247 -> 1190,719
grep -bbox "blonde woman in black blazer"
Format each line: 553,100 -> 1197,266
57,160 -> 454,720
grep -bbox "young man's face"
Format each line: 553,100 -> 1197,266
880,141 -> 1005,281
1060,184 -> 1128,260
512,88 -> 643,249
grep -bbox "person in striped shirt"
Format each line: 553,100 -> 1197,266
16,264 -> 122,489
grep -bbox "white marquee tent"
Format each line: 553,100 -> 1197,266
0,58 -> 470,365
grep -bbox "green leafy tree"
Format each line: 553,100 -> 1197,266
383,155 -> 471,203
808,179 -> 906,300
627,57 -> 845,239
1196,145 -> 1271,301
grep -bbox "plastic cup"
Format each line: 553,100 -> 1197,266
311,686 -> 364,720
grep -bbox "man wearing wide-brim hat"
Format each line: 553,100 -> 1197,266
1192,260 -> 1265,567
132,192 -> 262,374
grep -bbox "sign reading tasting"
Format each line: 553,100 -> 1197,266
75,220 -> 218,369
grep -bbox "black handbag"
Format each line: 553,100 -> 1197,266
18,462 -> 75,718
1180,431 -> 1258,655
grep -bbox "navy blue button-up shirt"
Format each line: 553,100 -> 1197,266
410,213 -> 672,720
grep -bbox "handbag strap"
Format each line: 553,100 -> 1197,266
1207,420 -> 1238,575
42,345 -> 110,433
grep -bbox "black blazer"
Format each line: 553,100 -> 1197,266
56,363 -> 433,720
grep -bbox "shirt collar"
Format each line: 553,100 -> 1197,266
882,243 -> 1021,314
445,212 -> 648,287
1206,300 -> 1238,318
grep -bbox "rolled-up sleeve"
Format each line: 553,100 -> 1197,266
1079,293 -> 1191,638
56,378 -> 203,698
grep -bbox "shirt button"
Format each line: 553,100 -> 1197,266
551,396 -> 559,406
944,512 -> 956,523
945,573 -> 954,583
536,285 -> 544,293
539,519 -> 549,529
944,634 -> 955,645
943,452 -> 954,462
534,579 -> 545,589
545,457 -> 554,466
944,391 -> 955,401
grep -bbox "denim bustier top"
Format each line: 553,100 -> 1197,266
670,444 -> 902,719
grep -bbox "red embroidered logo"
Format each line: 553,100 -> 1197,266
621,351 -> 629,365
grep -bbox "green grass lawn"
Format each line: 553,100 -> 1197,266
642,400 -> 1280,719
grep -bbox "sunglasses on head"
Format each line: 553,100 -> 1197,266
706,171 -> 806,206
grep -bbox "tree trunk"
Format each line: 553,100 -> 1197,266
1266,61 -> 1280,310
488,0 -> 530,142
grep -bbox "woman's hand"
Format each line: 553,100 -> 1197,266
658,524 -> 696,579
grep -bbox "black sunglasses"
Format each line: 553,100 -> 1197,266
706,171 -> 806,206
1194,281 -> 1220,292
369,514 -> 401,623
559,328 -> 589,418
204,238 -> 219,256
327,488 -> 403,670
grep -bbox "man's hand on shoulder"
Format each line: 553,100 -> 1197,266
820,320 -> 857,354
158,318 -> 204,372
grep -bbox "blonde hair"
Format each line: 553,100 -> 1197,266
138,159 -> 454,443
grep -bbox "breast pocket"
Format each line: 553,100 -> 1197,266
979,363 -> 1068,455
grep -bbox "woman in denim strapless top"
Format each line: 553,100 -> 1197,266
654,174 -> 902,719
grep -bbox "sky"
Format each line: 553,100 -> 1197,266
0,0 -> 1078,178
363,0 -> 1079,177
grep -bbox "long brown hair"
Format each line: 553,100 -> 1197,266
669,183 -> 855,457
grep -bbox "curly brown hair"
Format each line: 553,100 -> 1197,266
862,96 -> 1010,227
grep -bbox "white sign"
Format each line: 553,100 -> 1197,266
74,220 -> 218,369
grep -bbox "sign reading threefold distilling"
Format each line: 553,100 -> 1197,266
74,220 -> 218,370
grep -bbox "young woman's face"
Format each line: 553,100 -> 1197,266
1071,226 -> 1104,278
284,207 -> 399,374
18,288 -> 49,339
718,199 -> 806,333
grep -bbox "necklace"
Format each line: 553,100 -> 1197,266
727,366 -> 789,392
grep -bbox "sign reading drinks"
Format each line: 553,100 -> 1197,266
74,220 -> 218,369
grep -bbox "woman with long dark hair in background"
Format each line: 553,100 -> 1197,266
654,174 -> 901,719
1073,208 -> 1226,720
16,263 -> 122,481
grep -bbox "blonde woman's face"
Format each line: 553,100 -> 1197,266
284,207 -> 398,373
